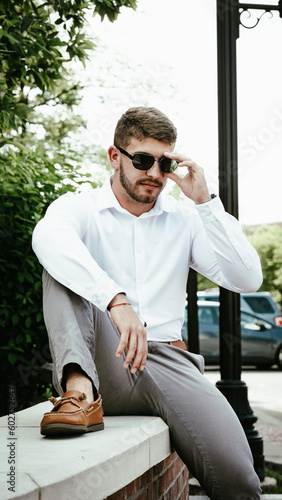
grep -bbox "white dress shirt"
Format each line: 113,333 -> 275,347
32,176 -> 262,342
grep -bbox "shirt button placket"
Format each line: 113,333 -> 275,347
134,219 -> 144,309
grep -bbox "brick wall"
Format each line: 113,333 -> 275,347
105,452 -> 189,500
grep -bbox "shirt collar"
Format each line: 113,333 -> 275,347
96,175 -> 177,216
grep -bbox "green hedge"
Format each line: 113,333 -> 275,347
0,143 -> 97,416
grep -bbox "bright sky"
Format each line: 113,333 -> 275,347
79,0 -> 282,226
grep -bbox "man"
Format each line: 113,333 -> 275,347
32,107 -> 262,499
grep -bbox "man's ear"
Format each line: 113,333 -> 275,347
108,145 -> 120,170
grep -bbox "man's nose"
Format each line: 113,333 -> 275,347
147,160 -> 161,178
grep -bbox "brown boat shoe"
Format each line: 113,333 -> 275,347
40,390 -> 104,436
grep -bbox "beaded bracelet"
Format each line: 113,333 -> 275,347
108,302 -> 131,310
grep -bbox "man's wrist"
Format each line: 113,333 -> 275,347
107,293 -> 129,310
195,193 -> 217,205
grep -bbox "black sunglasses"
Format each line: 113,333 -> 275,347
116,146 -> 178,173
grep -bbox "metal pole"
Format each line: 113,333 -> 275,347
216,0 -> 264,480
187,269 -> 199,354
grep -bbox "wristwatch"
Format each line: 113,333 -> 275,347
210,194 -> 217,199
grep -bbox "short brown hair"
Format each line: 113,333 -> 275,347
114,107 -> 177,148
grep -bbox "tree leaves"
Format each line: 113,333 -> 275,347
0,0 -> 137,415
0,142 -> 100,415
0,0 -> 136,131
245,225 -> 282,307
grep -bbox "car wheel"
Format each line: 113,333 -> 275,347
275,345 -> 282,370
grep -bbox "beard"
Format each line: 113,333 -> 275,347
119,162 -> 165,204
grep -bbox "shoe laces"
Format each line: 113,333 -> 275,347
49,392 -> 87,406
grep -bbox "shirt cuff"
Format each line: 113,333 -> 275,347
195,196 -> 226,223
91,275 -> 125,312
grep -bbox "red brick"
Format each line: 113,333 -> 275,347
163,489 -> 172,500
172,478 -> 180,497
107,488 -> 126,500
163,452 -> 176,469
126,477 -> 141,497
162,457 -> 171,471
175,469 -> 189,500
153,460 -> 165,476
173,456 -> 183,475
167,464 -> 175,486
134,492 -> 149,500
174,460 -> 181,474
147,479 -> 159,500
178,483 -> 189,500
160,460 -> 180,494
178,471 -> 186,492
140,467 -> 153,487
106,453 -> 189,500
160,468 -> 168,494
176,474 -> 182,492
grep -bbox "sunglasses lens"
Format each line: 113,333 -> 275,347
159,158 -> 178,173
132,153 -> 155,170
131,152 -> 178,173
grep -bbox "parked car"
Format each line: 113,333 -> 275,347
197,290 -> 282,326
181,301 -> 282,369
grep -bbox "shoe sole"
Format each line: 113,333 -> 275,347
41,421 -> 104,437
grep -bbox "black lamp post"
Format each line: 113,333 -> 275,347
216,0 -> 282,481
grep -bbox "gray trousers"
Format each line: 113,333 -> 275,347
42,270 -> 261,500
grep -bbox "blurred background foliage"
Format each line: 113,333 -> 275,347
244,225 -> 282,307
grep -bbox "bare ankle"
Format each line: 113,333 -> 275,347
63,364 -> 94,402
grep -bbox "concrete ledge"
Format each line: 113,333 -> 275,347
0,402 -> 172,500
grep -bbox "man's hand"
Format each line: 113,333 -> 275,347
108,294 -> 148,374
164,152 -> 212,204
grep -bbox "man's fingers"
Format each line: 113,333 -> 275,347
164,171 -> 181,184
115,332 -> 129,358
115,327 -> 148,373
129,335 -> 148,373
122,336 -> 137,369
111,302 -> 148,372
164,151 -> 191,163
137,349 -> 148,373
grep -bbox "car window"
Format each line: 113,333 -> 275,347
201,295 -> 218,302
198,307 -> 215,324
243,296 -> 275,314
241,312 -> 273,331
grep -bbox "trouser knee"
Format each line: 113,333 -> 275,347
216,471 -> 261,500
